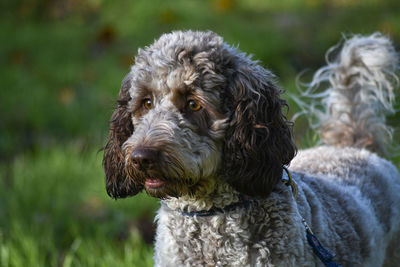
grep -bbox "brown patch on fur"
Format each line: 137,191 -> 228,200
169,82 -> 224,136
185,108 -> 212,136
169,87 -> 190,111
320,122 -> 376,152
130,85 -> 155,119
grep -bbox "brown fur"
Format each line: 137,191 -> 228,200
103,74 -> 143,198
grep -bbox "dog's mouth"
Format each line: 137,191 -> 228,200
142,176 -> 183,199
125,154 -> 199,198
145,178 -> 165,189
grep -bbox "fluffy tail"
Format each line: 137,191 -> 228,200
301,33 -> 399,154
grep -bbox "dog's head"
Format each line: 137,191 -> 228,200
103,31 -> 296,199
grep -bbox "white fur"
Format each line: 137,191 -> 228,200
296,33 -> 399,153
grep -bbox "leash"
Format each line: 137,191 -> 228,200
283,167 -> 342,267
176,167 -> 342,266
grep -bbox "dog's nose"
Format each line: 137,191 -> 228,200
131,148 -> 158,170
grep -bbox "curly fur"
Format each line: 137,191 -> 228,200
103,74 -> 143,198
297,33 -> 399,154
222,54 -> 296,197
103,31 -> 400,266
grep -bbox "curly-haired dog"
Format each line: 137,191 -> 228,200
103,31 -> 400,266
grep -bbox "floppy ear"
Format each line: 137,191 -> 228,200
103,74 -> 143,198
222,59 -> 297,197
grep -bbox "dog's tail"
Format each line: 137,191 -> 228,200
302,33 -> 399,154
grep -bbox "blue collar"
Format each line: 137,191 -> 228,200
178,168 -> 292,218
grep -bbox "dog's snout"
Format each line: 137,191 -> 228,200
131,148 -> 158,170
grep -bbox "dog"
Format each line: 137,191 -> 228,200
103,31 -> 400,266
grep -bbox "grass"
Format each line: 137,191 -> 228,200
0,146 -> 158,266
1,0 -> 400,265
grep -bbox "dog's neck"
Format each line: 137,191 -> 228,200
162,180 -> 242,213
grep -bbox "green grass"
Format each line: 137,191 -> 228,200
0,146 -> 158,266
1,0 -> 400,265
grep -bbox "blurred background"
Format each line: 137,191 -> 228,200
1,0 -> 399,266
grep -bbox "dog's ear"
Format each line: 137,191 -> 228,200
222,59 -> 296,197
103,74 -> 143,198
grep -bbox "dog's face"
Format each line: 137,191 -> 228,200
121,62 -> 228,199
103,31 -> 296,199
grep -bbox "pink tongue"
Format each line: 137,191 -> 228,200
145,179 -> 165,188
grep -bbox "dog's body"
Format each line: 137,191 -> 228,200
156,146 -> 400,266
103,31 -> 400,266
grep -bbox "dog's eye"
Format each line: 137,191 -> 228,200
188,100 -> 201,111
143,99 -> 152,110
